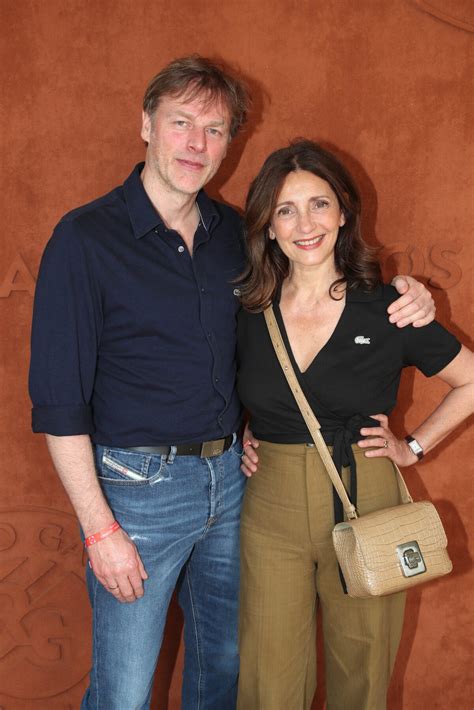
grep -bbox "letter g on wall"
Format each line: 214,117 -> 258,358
0,506 -> 90,702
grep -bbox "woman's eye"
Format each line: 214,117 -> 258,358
276,207 -> 293,217
313,200 -> 329,209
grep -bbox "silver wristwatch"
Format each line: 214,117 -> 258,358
405,435 -> 424,460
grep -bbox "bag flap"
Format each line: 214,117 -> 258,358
334,501 -> 448,572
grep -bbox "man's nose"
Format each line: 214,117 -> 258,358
187,127 -> 207,153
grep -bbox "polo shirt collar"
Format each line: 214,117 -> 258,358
123,163 -> 219,240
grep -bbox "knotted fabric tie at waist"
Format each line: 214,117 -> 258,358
319,414 -> 379,525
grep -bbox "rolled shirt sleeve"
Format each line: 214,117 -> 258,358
29,220 -> 103,435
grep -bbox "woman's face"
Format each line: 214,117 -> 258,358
269,170 -> 345,271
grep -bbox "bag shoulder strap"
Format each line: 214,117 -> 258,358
263,305 -> 413,518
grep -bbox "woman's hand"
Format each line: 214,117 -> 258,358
357,413 -> 418,467
240,423 -> 259,477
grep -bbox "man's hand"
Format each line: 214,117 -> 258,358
45,434 -> 148,603
240,423 -> 259,477
388,275 -> 435,328
88,527 -> 148,603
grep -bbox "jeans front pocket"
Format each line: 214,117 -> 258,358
227,433 -> 244,460
96,447 -> 169,486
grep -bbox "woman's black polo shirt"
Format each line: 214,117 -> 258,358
237,283 -> 461,443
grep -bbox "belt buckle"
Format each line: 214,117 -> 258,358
200,439 -> 225,458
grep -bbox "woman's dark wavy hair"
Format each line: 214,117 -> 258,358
239,139 -> 381,311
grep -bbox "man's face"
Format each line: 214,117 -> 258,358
141,92 -> 231,197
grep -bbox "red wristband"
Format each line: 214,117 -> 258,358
85,521 -> 121,548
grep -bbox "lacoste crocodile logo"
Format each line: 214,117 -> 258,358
354,335 -> 371,344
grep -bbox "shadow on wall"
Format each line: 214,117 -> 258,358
388,494 -> 472,709
206,61 -> 268,210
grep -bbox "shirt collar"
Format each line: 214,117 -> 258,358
122,163 -> 219,240
195,189 -> 220,232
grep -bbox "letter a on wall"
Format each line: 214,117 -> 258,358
0,254 -> 36,298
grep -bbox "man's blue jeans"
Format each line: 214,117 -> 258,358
81,435 -> 245,710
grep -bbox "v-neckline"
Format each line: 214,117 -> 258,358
274,296 -> 348,375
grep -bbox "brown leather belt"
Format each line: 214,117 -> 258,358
126,434 -> 234,458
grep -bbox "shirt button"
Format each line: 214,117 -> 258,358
215,377 -> 219,383
178,245 -> 185,253
201,287 -> 205,293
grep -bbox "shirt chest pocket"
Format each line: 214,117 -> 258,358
98,448 -> 171,486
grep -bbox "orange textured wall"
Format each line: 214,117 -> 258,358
0,1 -> 472,707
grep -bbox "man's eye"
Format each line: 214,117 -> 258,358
207,128 -> 222,136
175,121 -> 188,127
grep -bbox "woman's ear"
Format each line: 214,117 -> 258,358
339,211 -> 346,227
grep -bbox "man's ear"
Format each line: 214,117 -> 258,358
141,111 -> 152,144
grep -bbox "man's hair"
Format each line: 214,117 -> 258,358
239,139 -> 382,311
143,55 -> 250,138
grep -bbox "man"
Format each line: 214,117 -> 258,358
29,56 -> 434,709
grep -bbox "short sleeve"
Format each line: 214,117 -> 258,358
401,320 -> 461,377
29,220 -> 103,435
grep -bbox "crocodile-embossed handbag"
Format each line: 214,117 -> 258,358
264,306 -> 453,598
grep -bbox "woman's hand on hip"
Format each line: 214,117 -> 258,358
357,413 -> 418,467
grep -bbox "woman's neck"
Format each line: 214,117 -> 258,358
283,261 -> 343,305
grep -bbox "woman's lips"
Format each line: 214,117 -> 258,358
293,235 -> 325,249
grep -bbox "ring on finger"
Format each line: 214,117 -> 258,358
383,439 -> 389,448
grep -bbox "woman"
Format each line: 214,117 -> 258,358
236,140 -> 474,709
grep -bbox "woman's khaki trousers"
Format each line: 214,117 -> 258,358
237,442 -> 406,710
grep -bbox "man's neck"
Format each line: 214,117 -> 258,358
140,163 -> 200,252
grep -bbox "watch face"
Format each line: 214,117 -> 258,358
408,439 -> 423,456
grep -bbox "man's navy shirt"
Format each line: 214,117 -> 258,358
29,164 -> 245,446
